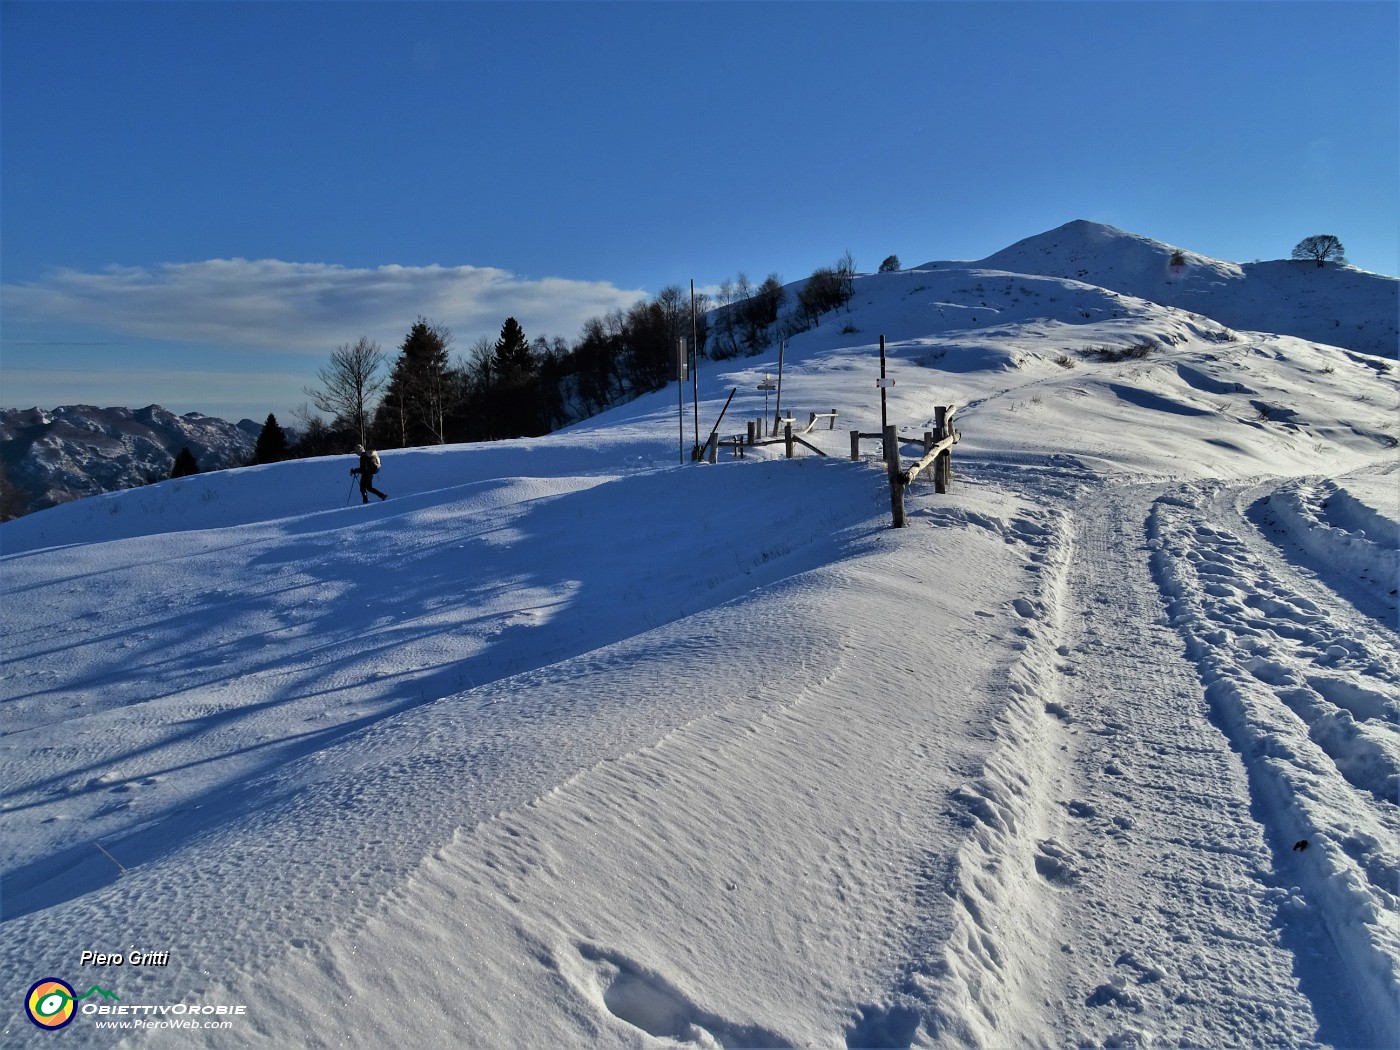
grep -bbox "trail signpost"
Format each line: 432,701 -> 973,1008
757,373 -> 776,424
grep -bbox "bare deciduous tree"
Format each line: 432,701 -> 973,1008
305,337 -> 387,446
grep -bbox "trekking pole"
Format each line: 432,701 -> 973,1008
345,474 -> 356,505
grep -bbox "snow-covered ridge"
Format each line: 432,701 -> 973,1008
962,219 -> 1398,359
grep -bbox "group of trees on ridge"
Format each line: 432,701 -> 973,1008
221,253 -> 862,472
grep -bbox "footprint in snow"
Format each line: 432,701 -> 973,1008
1034,839 -> 1082,886
577,945 -> 789,1049
1086,975 -> 1145,1013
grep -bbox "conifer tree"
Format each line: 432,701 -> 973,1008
252,413 -> 289,464
171,447 -> 199,478
492,317 -> 533,383
491,317 -> 538,437
375,318 -> 455,447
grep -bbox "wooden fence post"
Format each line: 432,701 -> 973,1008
934,405 -> 952,493
784,423 -> 795,459
884,423 -> 905,528
850,430 -> 861,461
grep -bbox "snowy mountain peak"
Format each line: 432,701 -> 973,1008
976,219 -> 1238,282
948,219 -> 1397,359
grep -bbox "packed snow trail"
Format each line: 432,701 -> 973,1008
1150,481 -> 1400,1048
1036,481 -> 1322,1047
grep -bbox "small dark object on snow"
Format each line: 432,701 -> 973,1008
1293,839 -> 1309,852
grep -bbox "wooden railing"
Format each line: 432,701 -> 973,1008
706,409 -> 838,462
852,405 -> 959,528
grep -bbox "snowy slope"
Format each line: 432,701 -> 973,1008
2,244 -> 1397,1050
968,219 -> 1399,360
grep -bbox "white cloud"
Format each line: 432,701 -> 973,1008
1,259 -> 648,353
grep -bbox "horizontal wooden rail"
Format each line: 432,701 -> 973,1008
900,430 -> 959,485
883,404 -> 959,527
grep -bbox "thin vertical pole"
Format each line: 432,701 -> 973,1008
677,336 -> 687,465
690,280 -> 700,459
879,335 -> 889,459
690,278 -> 698,367
773,339 -> 786,436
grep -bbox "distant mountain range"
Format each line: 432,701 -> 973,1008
0,404 -> 259,520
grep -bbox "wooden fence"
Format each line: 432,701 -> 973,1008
708,410 -> 838,462
701,399 -> 961,531
849,405 -> 959,528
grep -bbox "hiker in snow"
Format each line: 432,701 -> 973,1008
350,444 -> 388,503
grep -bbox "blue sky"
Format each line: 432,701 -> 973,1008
2,0 -> 1396,424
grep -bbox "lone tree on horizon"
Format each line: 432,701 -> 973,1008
1291,234 -> 1347,268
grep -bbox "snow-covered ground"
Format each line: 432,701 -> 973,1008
3,229 -> 1397,1048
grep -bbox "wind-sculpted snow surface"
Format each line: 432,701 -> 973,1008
1258,466 -> 1400,622
2,237 -> 1397,1048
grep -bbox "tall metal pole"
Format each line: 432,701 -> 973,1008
880,335 -> 889,457
677,337 -> 687,465
690,279 -> 700,460
773,339 -> 785,436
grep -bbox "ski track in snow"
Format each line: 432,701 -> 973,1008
1046,483 -> 1320,1048
1148,482 -> 1400,1049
